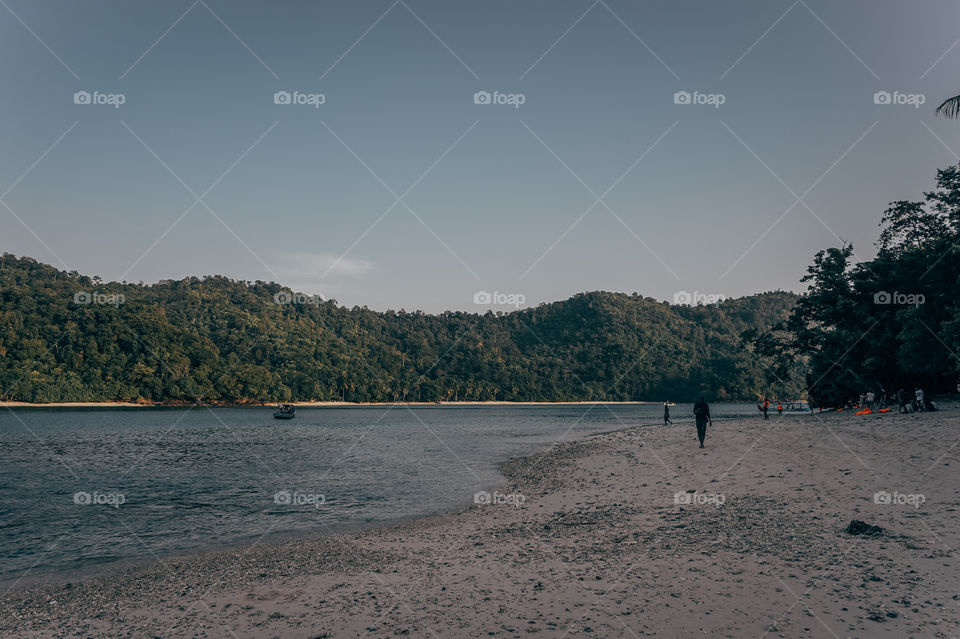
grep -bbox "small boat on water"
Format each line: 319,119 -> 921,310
273,403 -> 296,419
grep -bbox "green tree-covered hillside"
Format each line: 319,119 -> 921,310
0,255 -> 802,403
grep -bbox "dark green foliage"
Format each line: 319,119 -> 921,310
752,163 -> 960,406
0,256 -> 801,403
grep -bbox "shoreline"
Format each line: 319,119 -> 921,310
1,417 -> 638,592
0,399 -> 672,409
0,496 -> 501,594
3,408 -> 957,637
0,470 -> 521,594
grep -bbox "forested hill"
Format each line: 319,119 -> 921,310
0,254 -> 801,403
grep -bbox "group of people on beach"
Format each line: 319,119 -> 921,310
844,386 -> 936,413
666,384 -> 937,452
754,397 -> 809,419
895,387 -> 936,413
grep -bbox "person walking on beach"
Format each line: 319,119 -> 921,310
777,402 -> 783,416
693,397 -> 711,448
663,403 -> 672,425
897,388 -> 909,413
762,399 -> 769,421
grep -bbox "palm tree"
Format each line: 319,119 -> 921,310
935,94 -> 960,118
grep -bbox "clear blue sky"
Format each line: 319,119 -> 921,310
2,0 -> 960,312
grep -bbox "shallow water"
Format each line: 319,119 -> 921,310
0,403 -> 761,583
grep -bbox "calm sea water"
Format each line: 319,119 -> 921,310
0,403 -> 760,584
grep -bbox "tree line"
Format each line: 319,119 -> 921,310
0,255 -> 803,404
748,162 -> 960,406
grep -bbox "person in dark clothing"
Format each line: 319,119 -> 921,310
896,388 -> 908,414
663,404 -> 672,425
762,400 -> 769,421
693,398 -> 711,448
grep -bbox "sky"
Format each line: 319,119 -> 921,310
2,0 -> 960,313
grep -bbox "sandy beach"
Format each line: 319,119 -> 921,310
2,407 -> 958,638
0,401 -> 149,408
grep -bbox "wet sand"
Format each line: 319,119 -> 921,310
2,407 -> 958,637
